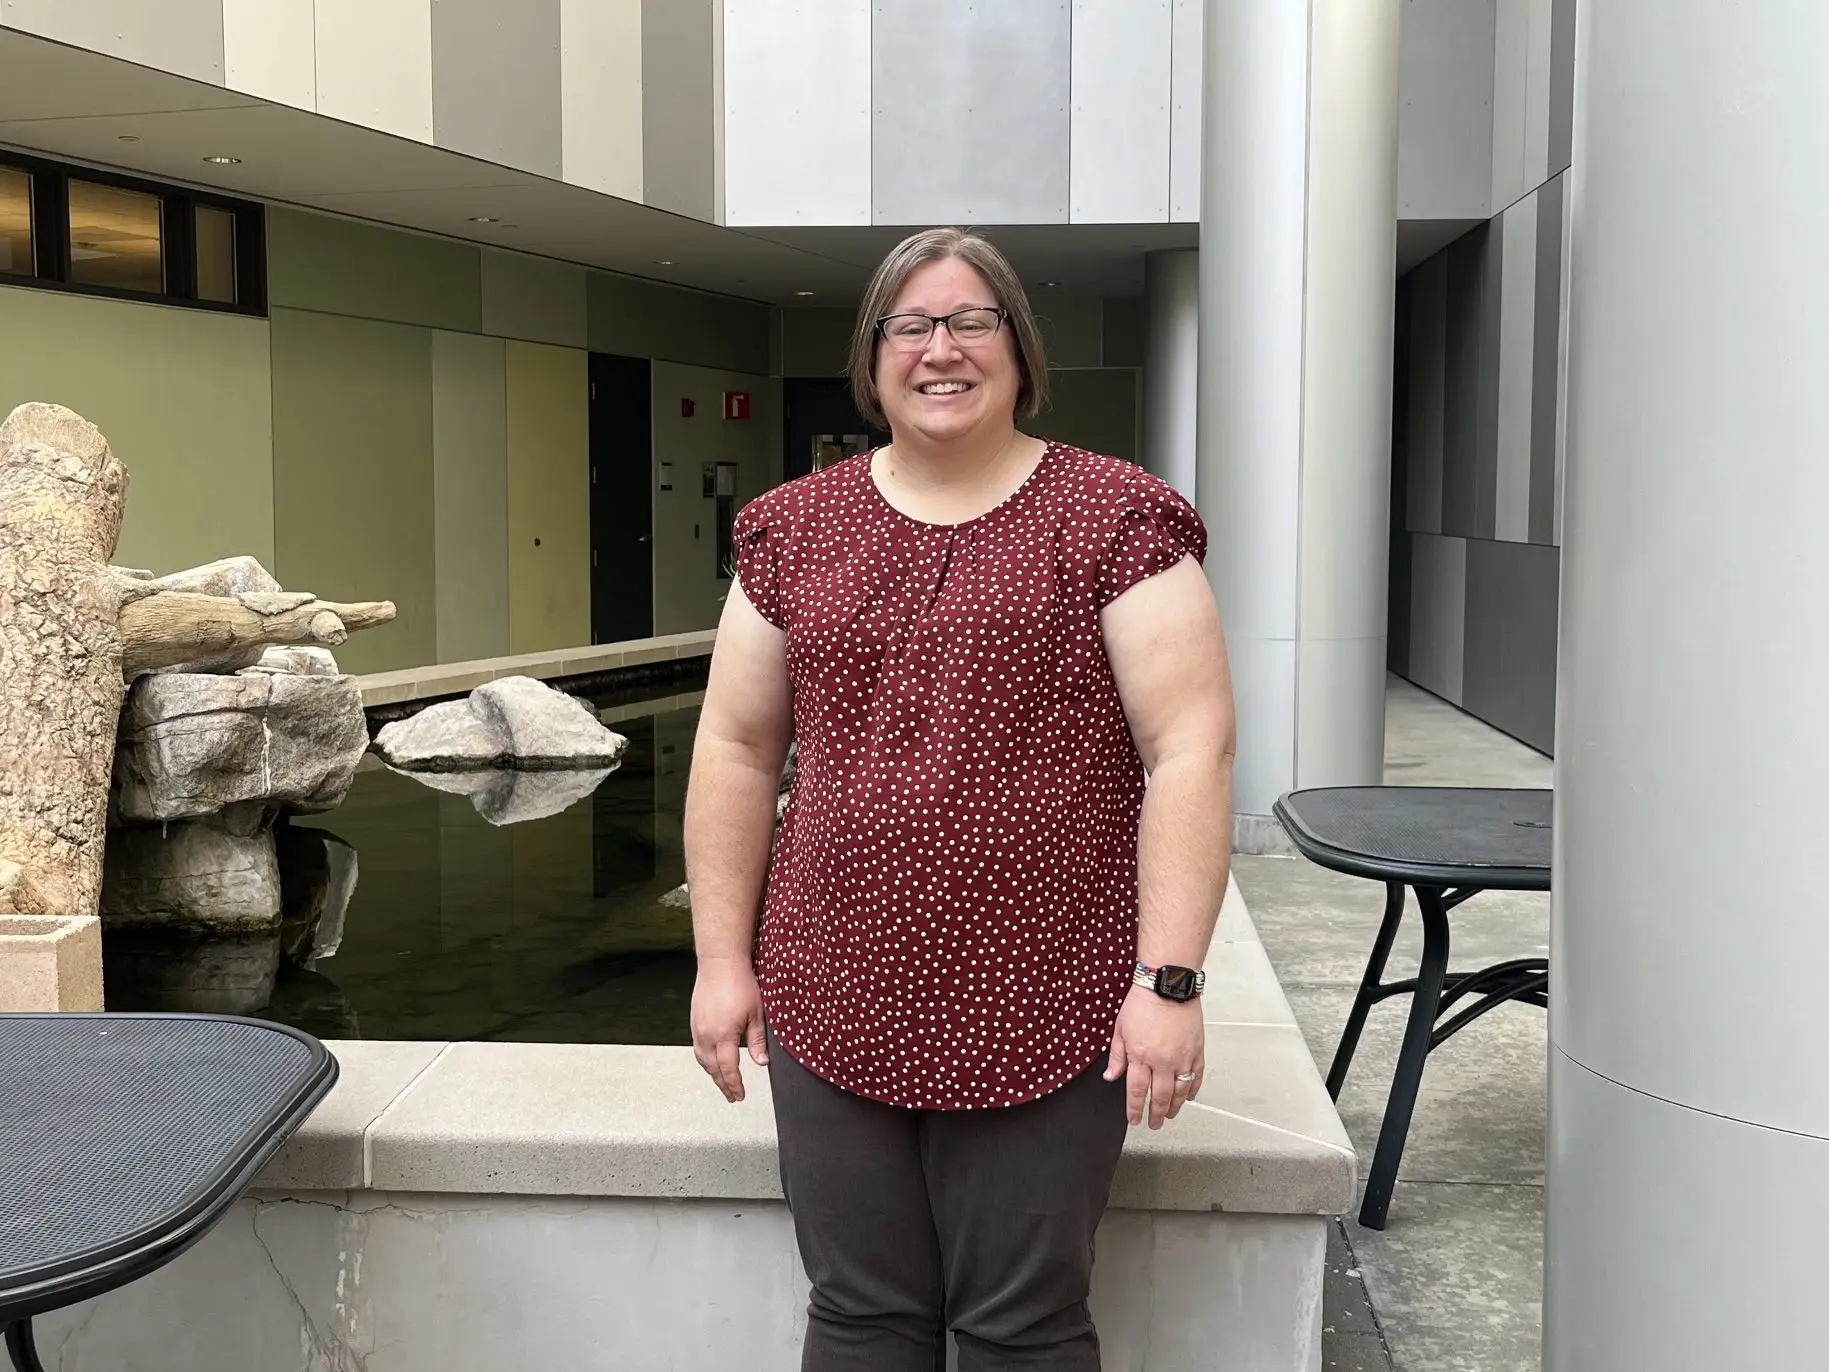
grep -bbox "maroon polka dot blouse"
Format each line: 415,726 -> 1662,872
734,441 -> 1207,1110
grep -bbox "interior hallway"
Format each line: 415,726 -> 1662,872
1240,676 -> 1552,1372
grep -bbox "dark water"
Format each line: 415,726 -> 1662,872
102,682 -> 706,1045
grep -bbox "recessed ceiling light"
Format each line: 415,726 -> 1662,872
794,290 -> 816,297
655,259 -> 676,266
1038,280 -> 1062,288
468,215 -> 500,223
117,135 -> 141,143
202,155 -> 241,165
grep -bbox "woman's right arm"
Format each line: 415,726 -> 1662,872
684,580 -> 793,1102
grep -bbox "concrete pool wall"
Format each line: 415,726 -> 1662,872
35,879 -> 1354,1371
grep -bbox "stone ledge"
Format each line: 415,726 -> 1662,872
259,880 -> 1354,1215
354,631 -> 717,707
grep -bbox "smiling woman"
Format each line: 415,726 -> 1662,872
684,226 -> 1236,1371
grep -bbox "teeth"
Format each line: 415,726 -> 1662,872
920,382 -> 969,394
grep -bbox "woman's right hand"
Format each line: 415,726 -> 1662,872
690,957 -> 769,1102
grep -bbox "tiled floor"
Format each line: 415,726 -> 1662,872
1250,676 -> 1552,1372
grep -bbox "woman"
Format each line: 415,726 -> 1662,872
684,228 -> 1235,1371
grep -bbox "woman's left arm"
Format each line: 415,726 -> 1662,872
1101,555 -> 1237,1128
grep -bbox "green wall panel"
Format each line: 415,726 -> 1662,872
588,271 -> 772,375
1036,368 -> 1141,462
1033,295 -> 1105,369
268,207 -> 482,333
780,307 -> 855,377
0,284 -> 274,576
432,331 -> 510,663
270,307 -> 437,674
480,249 -> 588,347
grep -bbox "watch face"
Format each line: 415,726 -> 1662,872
1158,965 -> 1200,1002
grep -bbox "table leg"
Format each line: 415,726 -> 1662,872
1326,881 -> 1407,1100
3,1319 -> 45,1372
1357,884 -> 1452,1231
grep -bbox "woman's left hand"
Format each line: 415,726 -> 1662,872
1105,985 -> 1206,1128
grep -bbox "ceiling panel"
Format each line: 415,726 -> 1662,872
0,30 -> 255,120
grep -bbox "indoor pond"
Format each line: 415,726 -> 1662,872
101,674 -> 710,1045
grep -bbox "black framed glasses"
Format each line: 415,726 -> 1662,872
876,306 -> 1009,350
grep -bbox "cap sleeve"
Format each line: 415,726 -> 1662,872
732,498 -> 785,629
1095,472 -> 1208,608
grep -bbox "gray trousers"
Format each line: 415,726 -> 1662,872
768,1032 -> 1128,1371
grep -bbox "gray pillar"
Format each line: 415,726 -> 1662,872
1142,248 -> 1198,501
1546,3 -> 1829,1366
1196,0 -> 1400,822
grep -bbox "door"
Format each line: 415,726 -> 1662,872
784,378 -> 889,481
589,353 -> 654,645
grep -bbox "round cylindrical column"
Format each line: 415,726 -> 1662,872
1547,2 -> 1829,1366
1143,248 -> 1198,500
1197,0 -> 1399,822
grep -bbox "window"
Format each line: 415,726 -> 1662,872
0,167 -> 30,275
195,205 -> 236,304
68,180 -> 163,293
0,152 -> 264,315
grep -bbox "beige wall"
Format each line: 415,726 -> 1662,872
269,307 -> 437,674
0,283 -> 275,575
506,341 -> 592,653
650,362 -> 779,635
432,331 -> 510,663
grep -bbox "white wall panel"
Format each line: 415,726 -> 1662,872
722,0 -> 870,225
2,0 -> 223,84
316,0 -> 434,144
1169,0 -> 1203,221
1494,194 -> 1536,541
1490,0 -> 1529,209
1523,0 -> 1555,190
223,0 -> 315,109
1069,0 -> 1171,223
560,0 -> 643,200
872,0 -> 1071,225
1396,0 -> 1495,219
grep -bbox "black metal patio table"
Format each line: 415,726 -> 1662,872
0,1014 -> 337,1371
1273,787 -> 1551,1230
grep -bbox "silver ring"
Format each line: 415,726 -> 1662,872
1174,1071 -> 1197,1083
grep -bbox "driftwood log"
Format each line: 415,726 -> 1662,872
0,402 -> 396,917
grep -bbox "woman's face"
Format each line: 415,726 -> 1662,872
876,256 -> 1020,447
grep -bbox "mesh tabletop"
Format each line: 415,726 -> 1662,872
1274,787 -> 1552,890
0,1014 -> 335,1320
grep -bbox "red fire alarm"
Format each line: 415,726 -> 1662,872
723,390 -> 752,420
681,397 -> 696,418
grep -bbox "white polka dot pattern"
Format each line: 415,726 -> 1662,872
733,441 -> 1208,1110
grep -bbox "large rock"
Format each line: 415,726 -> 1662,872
99,822 -> 281,932
388,765 -> 611,825
112,671 -> 368,824
373,675 -> 629,772
102,927 -> 280,1015
242,645 -> 341,677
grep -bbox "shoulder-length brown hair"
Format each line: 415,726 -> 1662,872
847,228 -> 1048,431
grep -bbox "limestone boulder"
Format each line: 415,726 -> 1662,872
242,645 -> 341,677
373,675 -> 629,772
99,822 -> 281,932
388,764 -> 612,825
112,671 -> 368,824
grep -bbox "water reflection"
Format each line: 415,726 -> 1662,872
102,686 -> 703,1045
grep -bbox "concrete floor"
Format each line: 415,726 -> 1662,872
1242,677 -> 1553,1372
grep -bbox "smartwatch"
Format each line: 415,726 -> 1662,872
1133,960 -> 1206,1003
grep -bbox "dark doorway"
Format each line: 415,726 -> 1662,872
590,353 -> 654,645
784,378 -> 889,481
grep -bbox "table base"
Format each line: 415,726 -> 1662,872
1328,881 -> 1549,1230
4,1318 -> 44,1372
